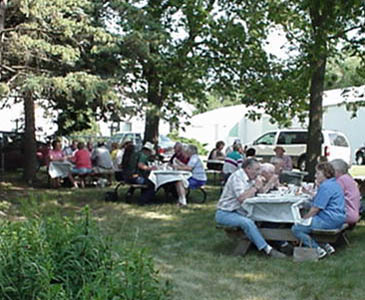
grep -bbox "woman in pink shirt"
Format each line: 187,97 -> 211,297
68,142 -> 93,188
330,159 -> 361,225
48,140 -> 65,188
49,140 -> 64,163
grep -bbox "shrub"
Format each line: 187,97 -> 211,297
168,132 -> 208,155
0,208 -> 170,300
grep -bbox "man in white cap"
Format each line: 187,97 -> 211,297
124,141 -> 157,205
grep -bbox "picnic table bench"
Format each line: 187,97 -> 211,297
216,223 -> 352,256
111,180 -> 207,203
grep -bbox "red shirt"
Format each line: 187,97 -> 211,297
73,149 -> 92,169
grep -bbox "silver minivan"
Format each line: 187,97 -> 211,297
246,129 -> 351,170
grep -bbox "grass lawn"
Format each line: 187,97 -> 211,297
1,169 -> 365,300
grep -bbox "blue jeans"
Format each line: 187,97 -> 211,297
291,216 -> 342,248
216,209 -> 268,251
71,167 -> 92,175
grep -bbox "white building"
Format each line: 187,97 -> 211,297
0,99 -> 194,139
0,101 -> 57,139
179,86 -> 365,159
2,86 -> 364,157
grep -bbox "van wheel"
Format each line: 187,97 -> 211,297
298,156 -> 306,171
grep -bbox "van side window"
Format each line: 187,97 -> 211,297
278,132 -> 308,145
254,132 -> 276,145
330,133 -> 348,147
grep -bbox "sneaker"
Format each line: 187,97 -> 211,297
280,242 -> 294,256
268,248 -> 287,259
317,247 -> 327,259
324,243 -> 335,255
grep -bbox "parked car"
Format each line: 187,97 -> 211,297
157,135 -> 175,161
109,132 -> 143,151
245,128 -> 351,170
0,131 -> 48,171
355,145 -> 365,165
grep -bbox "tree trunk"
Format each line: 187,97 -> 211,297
23,92 -> 38,184
0,0 -> 7,72
143,66 -> 162,147
306,57 -> 326,180
144,109 -> 160,144
306,4 -> 329,181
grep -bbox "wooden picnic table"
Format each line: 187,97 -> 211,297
217,192 -> 351,256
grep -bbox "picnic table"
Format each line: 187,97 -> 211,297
114,169 -> 197,202
205,159 -> 224,185
242,193 -> 311,224
148,169 -> 192,191
217,191 -> 350,256
48,161 -> 73,178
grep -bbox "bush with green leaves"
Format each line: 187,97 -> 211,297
0,208 -> 170,300
168,132 -> 208,155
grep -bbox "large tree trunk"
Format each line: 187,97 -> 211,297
306,4 -> 329,181
143,64 -> 162,147
307,57 -> 326,180
0,0 -> 7,71
23,92 -> 38,184
144,109 -> 160,144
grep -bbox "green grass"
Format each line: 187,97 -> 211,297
1,170 -> 365,300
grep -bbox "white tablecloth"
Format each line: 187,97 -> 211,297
148,170 -> 192,191
242,193 -> 311,223
48,161 -> 73,179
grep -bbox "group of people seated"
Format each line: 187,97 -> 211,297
47,139 -> 124,188
47,137 -> 208,206
207,139 -> 293,185
215,155 -> 361,259
119,141 -> 207,206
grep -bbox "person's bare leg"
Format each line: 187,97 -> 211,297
175,181 -> 187,206
68,174 -> 78,188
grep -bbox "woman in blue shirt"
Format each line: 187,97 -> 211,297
174,144 -> 207,206
292,162 -> 346,259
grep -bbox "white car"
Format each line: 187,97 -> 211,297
245,129 -> 351,170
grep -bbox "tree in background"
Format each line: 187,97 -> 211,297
0,0 -> 119,183
239,0 -> 365,178
106,0 -> 269,145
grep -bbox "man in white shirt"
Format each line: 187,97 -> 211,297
216,158 -> 286,258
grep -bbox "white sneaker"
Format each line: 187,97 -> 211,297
324,243 -> 335,255
317,247 -> 327,259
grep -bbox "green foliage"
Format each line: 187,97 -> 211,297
168,131 -> 208,155
325,56 -> 365,90
1,0 -> 120,135
0,207 -> 170,300
107,0 -> 275,141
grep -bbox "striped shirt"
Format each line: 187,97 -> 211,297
222,150 -> 243,175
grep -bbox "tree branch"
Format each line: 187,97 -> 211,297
329,24 -> 363,40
